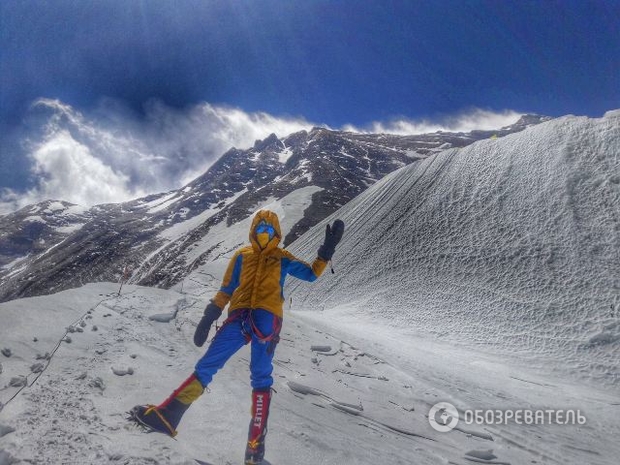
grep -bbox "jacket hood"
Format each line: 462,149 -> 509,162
249,210 -> 282,252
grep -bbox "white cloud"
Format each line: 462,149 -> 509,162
30,130 -> 142,205
343,109 -> 523,135
0,130 -> 143,214
0,99 -> 315,213
141,100 -> 316,185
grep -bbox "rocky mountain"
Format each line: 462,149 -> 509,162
0,115 -> 550,302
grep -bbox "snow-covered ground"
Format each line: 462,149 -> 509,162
1,282 -> 618,464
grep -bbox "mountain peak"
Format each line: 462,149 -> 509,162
253,133 -> 281,151
506,114 -> 553,129
310,126 -> 331,133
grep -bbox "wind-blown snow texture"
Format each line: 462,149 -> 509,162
288,112 -> 620,390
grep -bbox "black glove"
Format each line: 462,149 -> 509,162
317,219 -> 345,261
193,302 -> 223,347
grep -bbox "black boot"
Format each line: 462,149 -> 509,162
131,373 -> 204,437
244,388 -> 272,465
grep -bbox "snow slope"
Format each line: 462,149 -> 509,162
287,112 -> 620,392
1,112 -> 619,464
2,278 -> 618,465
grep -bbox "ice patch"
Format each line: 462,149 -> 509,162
276,146 -> 293,164
0,450 -> 18,465
587,331 -> 620,346
43,201 -> 67,213
147,192 -> 180,213
55,223 -> 85,234
1,256 -> 28,271
158,189 -> 247,242
23,215 -> 45,223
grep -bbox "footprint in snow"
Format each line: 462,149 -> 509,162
0,424 -> 15,438
8,376 -> 27,388
464,449 -> 510,464
310,345 -> 333,352
88,377 -> 106,391
30,363 -> 45,374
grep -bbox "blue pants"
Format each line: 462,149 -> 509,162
195,309 -> 281,389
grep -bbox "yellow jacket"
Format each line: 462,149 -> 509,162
212,210 -> 327,318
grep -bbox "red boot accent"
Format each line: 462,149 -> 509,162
245,388 -> 272,463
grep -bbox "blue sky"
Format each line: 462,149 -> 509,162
1,0 -> 619,211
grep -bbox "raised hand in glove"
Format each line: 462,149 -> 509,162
193,302 -> 223,347
317,219 -> 345,261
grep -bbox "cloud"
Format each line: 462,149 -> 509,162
342,109 -> 523,135
140,100 -> 316,185
0,99 -> 315,213
2,130 -> 142,211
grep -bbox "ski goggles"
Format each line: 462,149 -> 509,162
255,222 -> 275,238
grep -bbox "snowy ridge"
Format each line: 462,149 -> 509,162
0,116 -> 549,302
287,112 -> 620,391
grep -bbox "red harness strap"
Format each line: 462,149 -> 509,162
219,308 -> 282,343
248,310 -> 282,343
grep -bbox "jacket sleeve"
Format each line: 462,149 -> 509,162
283,250 -> 328,282
212,250 -> 243,308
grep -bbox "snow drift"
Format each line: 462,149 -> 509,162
287,111 -> 620,390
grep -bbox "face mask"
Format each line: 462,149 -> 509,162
255,220 -> 275,249
256,232 -> 271,248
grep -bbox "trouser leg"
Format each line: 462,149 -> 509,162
195,314 -> 249,387
247,309 -> 281,389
